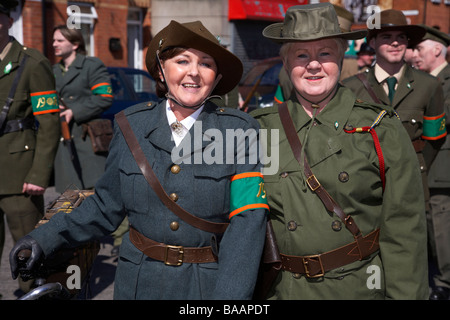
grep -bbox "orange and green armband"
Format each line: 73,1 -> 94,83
31,90 -> 59,115
91,82 -> 113,98
423,113 -> 447,140
229,172 -> 269,219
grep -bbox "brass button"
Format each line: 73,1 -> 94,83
287,220 -> 297,231
219,108 -> 225,112
170,221 -> 179,231
281,172 -> 289,178
169,193 -> 178,202
338,171 -> 349,183
170,164 -> 181,174
344,124 -> 353,131
331,220 -> 342,231
292,273 -> 301,279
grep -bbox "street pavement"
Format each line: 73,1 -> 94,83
0,187 -> 116,300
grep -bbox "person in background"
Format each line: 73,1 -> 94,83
52,25 -> 113,194
0,0 -> 60,296
252,2 -> 429,299
356,42 -> 375,73
10,20 -> 268,300
413,25 -> 450,300
343,10 -> 446,221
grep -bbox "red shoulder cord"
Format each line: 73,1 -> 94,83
343,125 -> 386,192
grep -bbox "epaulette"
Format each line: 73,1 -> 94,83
249,106 -> 279,118
122,101 -> 158,116
353,98 -> 400,126
213,105 -> 258,124
21,46 -> 47,63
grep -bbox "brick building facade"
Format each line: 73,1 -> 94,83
10,0 -> 450,72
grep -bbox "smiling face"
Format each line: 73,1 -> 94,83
370,30 -> 408,67
160,48 -> 218,109
282,38 -> 343,106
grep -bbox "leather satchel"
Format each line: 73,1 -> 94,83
82,118 -> 113,154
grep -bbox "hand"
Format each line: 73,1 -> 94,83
10,235 -> 44,280
60,108 -> 74,124
22,183 -> 45,196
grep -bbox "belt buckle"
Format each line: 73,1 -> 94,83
164,245 -> 184,266
306,175 -> 321,192
302,255 -> 324,278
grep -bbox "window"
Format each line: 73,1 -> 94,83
67,2 -> 98,56
127,8 -> 143,69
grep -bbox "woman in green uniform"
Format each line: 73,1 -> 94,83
251,3 -> 429,299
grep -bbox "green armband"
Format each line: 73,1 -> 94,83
229,172 -> 269,219
423,113 -> 446,140
31,90 -> 59,115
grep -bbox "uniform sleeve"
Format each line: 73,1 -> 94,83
379,116 -> 429,299
71,58 -> 113,124
29,123 -> 126,256
422,80 -> 446,168
25,57 -> 61,187
211,116 -> 268,299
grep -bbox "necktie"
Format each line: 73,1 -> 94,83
386,77 -> 397,103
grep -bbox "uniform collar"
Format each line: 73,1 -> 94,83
287,85 -> 354,134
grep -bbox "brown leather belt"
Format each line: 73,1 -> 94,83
129,227 -> 217,266
280,228 -> 380,278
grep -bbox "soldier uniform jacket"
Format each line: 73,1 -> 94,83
0,38 -> 60,194
53,53 -> 113,192
29,100 -> 268,299
343,65 -> 446,178
251,86 -> 428,299
428,63 -> 450,188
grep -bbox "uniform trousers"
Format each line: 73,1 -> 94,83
0,194 -> 44,292
429,188 -> 450,289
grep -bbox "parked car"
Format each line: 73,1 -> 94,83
102,67 -> 158,121
239,56 -> 282,112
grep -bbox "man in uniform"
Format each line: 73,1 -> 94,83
343,10 -> 446,216
0,0 -> 60,295
412,25 -> 450,300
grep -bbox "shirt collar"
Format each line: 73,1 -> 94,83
374,63 -> 405,83
431,61 -> 448,77
165,100 -> 204,131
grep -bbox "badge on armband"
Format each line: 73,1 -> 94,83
30,90 -> 60,115
229,172 -> 270,219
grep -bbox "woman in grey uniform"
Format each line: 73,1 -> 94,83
10,20 -> 268,300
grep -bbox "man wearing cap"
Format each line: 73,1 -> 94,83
252,3 -> 428,299
0,0 -> 60,295
413,25 -> 450,300
343,10 -> 446,218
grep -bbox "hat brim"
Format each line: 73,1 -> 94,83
262,22 -> 367,43
146,21 -> 242,96
368,25 -> 426,48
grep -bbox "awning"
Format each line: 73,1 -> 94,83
229,0 -> 308,21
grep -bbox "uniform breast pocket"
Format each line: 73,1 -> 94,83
119,161 -> 151,215
396,109 -> 423,139
193,164 -> 235,217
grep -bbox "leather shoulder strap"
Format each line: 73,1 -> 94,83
115,111 -> 229,234
278,103 -> 363,239
356,72 -> 382,104
0,55 -> 29,130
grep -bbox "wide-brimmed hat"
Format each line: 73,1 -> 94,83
0,0 -> 18,15
417,24 -> 450,46
367,9 -> 426,47
262,3 -> 367,43
145,20 -> 243,96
